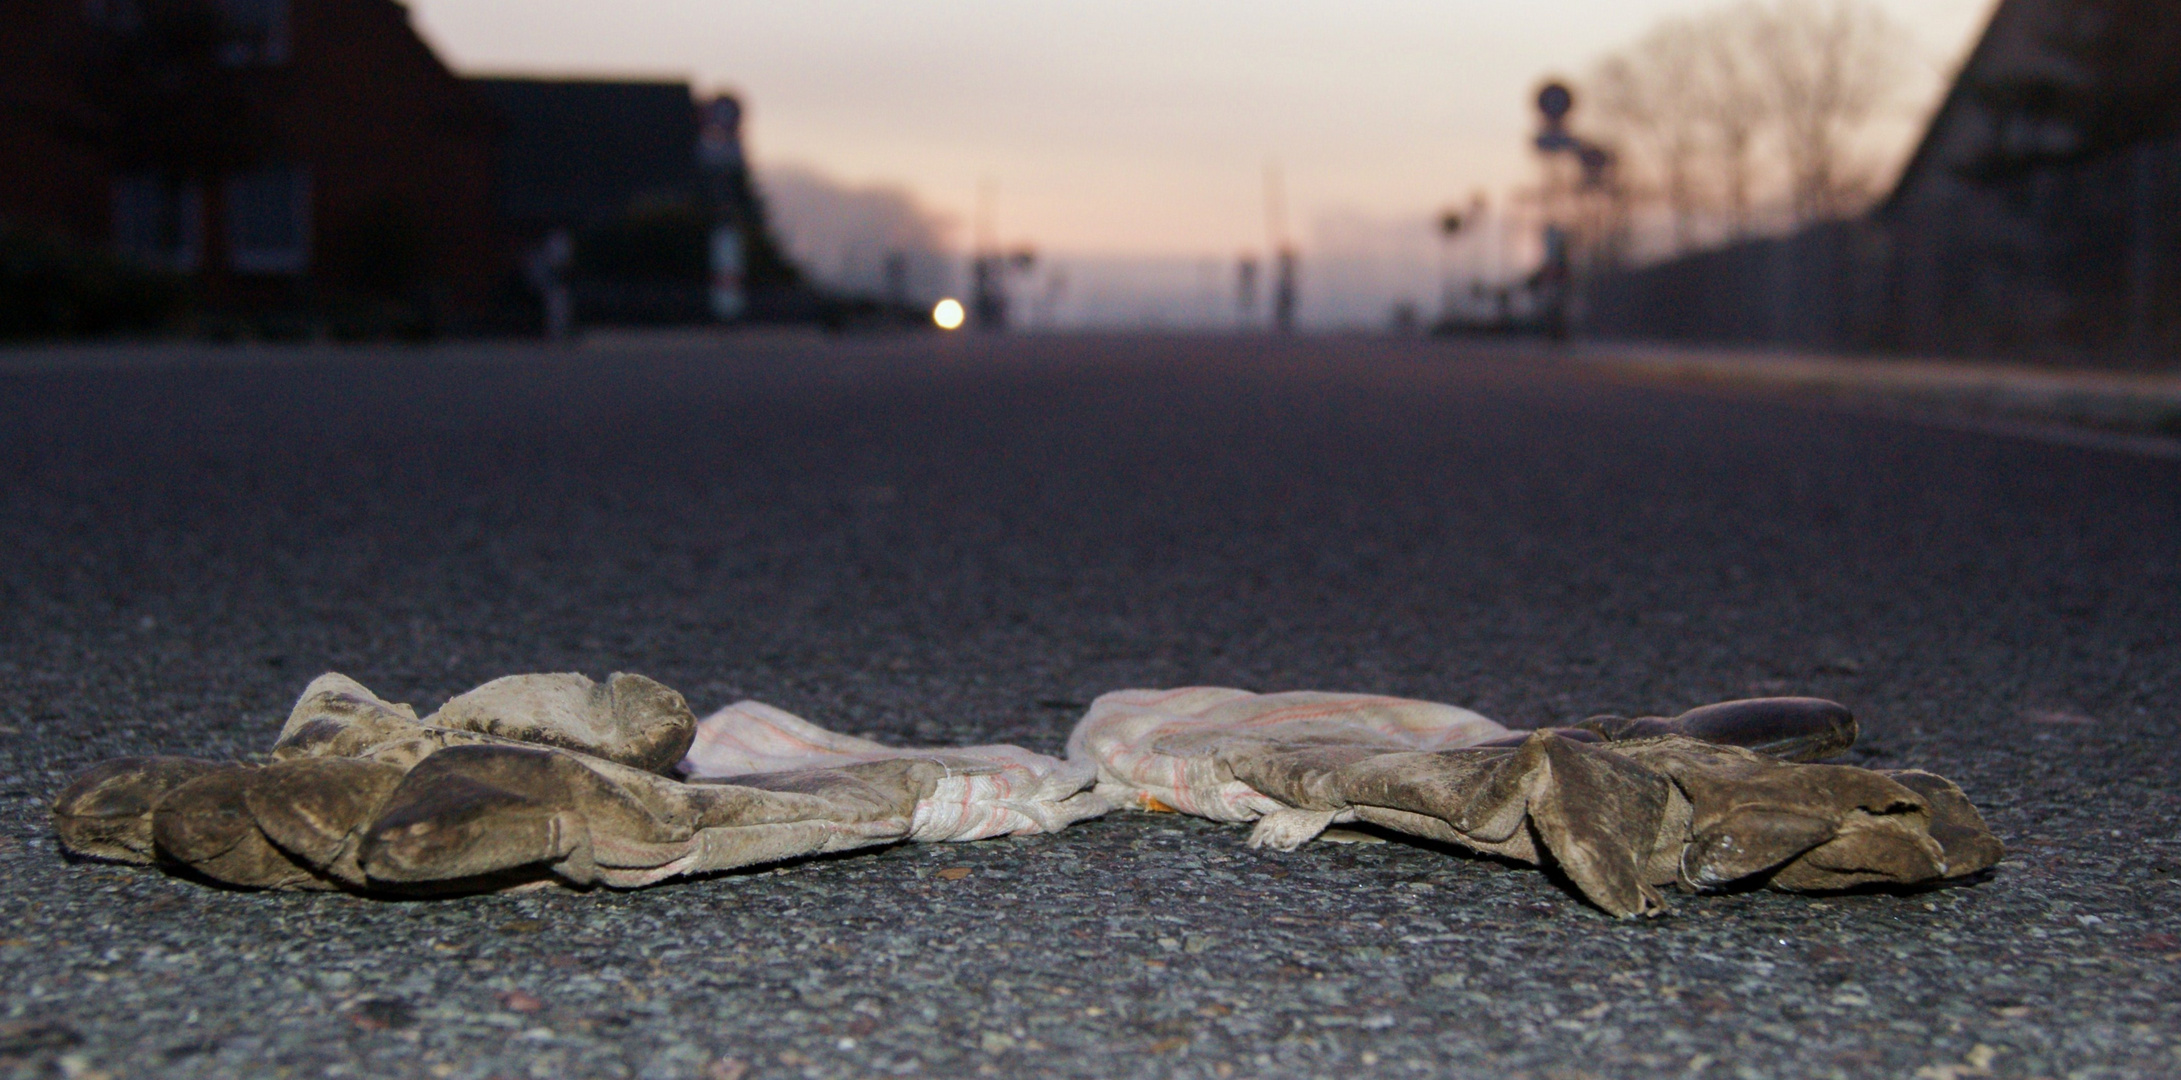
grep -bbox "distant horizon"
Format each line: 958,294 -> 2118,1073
408,0 -> 2000,327
411,1 -> 1994,256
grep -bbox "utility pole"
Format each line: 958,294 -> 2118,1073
1266,163 -> 1297,333
965,178 -> 1035,332
1437,206 -> 1465,329
1467,190 -> 1488,316
970,178 -> 1004,331
883,251 -> 909,314
1236,255 -> 1259,330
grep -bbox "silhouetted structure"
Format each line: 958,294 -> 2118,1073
1271,247 -> 1298,334
1,0 -> 501,335
1235,256 -> 1259,328
1583,0 -> 2179,365
471,77 -> 704,326
469,80 -> 693,234
966,251 -> 1034,331
1529,82 -> 1620,341
468,79 -> 803,328
1,1 -> 809,338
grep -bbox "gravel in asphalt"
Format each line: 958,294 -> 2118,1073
1,333 -> 2176,1079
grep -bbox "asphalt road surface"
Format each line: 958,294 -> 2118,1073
2,333 -> 2176,1080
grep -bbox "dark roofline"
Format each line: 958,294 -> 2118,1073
464,74 -> 694,91
1875,0 -> 2018,219
467,74 -> 705,229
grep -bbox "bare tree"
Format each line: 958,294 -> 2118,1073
1693,6 -> 1777,238
1585,0 -> 1914,254
1589,24 -> 1707,251
1749,0 -> 1915,223
1587,6 -> 1772,249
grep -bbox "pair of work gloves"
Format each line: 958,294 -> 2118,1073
51,672 -> 2001,916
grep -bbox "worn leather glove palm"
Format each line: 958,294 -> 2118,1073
51,672 -> 1101,893
1069,688 -> 2002,917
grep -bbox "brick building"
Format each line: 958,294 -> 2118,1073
0,0 -> 504,331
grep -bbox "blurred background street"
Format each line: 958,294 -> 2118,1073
5,1 -> 2176,360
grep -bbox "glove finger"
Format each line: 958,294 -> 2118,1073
245,757 -> 410,885
270,674 -> 426,761
1519,734 -> 1674,917
356,744 -> 924,889
1573,699 -> 1856,762
51,756 -> 230,863
1764,813 -> 1947,891
1666,698 -> 1857,762
1678,760 -> 1931,886
1878,770 -> 2005,878
358,745 -> 595,887
426,673 -> 696,774
1277,735 -> 1674,918
1679,808 -> 1846,887
1615,737 -> 1998,891
150,765 -> 334,890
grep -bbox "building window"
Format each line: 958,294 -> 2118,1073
112,174 -> 204,271
85,0 -> 288,60
216,0 -> 290,66
225,165 -> 310,274
82,0 -> 142,32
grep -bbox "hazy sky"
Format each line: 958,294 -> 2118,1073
408,0 -> 1998,260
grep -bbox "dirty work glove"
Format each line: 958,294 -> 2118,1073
1067,689 -> 2001,917
52,673 -> 1103,894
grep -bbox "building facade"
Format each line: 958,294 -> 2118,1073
1,0 -> 504,332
